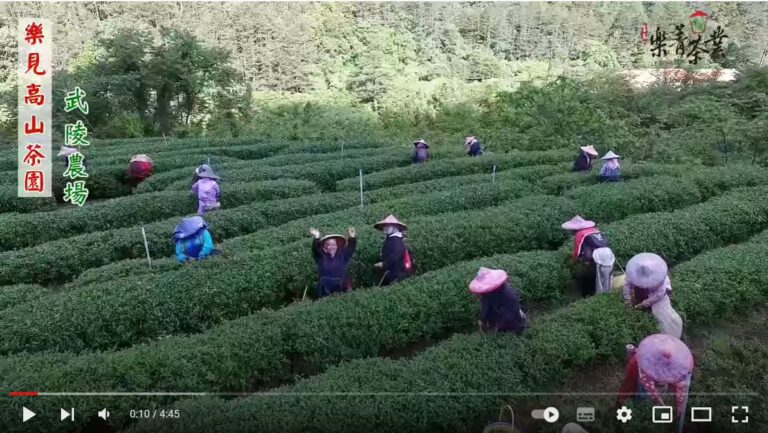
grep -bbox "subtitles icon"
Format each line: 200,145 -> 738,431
690,407 -> 712,423
653,406 -> 673,423
576,407 -> 595,422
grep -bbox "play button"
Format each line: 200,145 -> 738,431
543,407 -> 560,423
22,407 -> 36,422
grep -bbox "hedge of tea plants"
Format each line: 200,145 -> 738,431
121,231 -> 768,433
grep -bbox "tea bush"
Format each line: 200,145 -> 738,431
0,179 -> 318,251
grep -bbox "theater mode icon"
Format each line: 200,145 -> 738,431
691,407 -> 712,423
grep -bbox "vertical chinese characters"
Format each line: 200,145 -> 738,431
18,19 -> 53,197
62,87 -> 91,206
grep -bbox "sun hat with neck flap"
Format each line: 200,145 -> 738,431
626,253 -> 668,289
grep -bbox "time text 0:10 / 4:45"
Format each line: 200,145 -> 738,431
130,409 -> 181,419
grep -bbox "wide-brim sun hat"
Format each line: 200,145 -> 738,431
195,164 -> 220,179
561,215 -> 596,231
469,267 -> 508,294
319,234 -> 346,250
57,146 -> 78,157
130,154 -> 153,164
465,136 -> 477,145
374,214 -> 407,231
413,139 -> 430,148
580,145 -> 598,156
601,151 -> 621,160
636,334 -> 693,384
626,252 -> 668,289
172,216 -> 208,241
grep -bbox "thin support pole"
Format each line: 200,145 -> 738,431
341,141 -> 345,157
492,164 -> 497,183
359,169 -> 364,208
141,225 -> 152,268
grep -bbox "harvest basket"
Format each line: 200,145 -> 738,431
483,406 -> 522,433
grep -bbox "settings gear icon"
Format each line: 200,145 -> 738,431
616,406 -> 633,423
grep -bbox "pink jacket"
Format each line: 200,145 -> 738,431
191,178 -> 220,214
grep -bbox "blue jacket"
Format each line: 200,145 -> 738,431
599,164 -> 621,181
175,229 -> 214,262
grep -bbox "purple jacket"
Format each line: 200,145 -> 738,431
191,178 -> 221,214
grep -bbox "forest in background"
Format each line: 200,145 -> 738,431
0,1 -> 767,163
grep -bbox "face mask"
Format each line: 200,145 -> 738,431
383,226 -> 397,236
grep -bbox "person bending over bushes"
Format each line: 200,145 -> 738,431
465,135 -> 483,157
623,253 -> 683,339
469,267 -> 527,335
373,214 -> 413,286
562,215 -> 615,297
124,154 -> 154,188
618,334 -> 693,420
172,216 -> 217,263
572,145 -> 598,172
309,227 -> 357,298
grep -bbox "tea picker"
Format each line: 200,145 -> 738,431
623,253 -> 684,339
192,164 -> 221,215
617,334 -> 694,432
309,227 -> 357,298
598,150 -> 621,182
411,139 -> 430,164
469,267 -> 527,335
373,215 -> 413,286
561,216 -> 616,297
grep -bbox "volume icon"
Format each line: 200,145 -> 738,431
98,408 -> 110,420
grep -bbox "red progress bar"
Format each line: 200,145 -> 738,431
8,392 -> 38,397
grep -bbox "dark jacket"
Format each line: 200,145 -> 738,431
479,282 -> 527,334
412,147 -> 429,164
313,237 -> 356,298
467,140 -> 483,157
572,152 -> 593,172
579,232 -> 608,264
574,231 -> 609,297
380,235 -> 410,285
